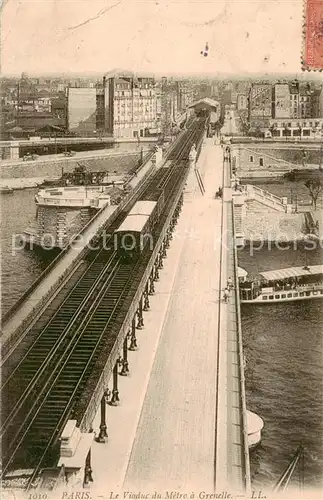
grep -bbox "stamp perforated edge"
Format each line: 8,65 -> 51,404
301,0 -> 323,71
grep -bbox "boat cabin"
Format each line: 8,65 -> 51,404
239,265 -> 323,303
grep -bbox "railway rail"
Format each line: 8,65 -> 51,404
1,118 -> 207,487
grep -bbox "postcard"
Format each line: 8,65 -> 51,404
1,1 -> 322,500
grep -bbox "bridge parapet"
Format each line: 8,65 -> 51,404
215,151 -> 251,493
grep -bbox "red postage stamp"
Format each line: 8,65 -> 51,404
303,0 -> 323,70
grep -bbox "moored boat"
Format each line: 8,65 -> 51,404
239,265 -> 323,304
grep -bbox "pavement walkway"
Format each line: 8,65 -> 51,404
123,139 -> 224,492
89,138 -> 226,495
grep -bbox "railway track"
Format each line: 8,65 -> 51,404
1,118 -> 206,485
6,261 -> 135,472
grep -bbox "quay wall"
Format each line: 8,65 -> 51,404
232,144 -> 321,179
0,151 -> 143,181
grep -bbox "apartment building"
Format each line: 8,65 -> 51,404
237,94 -> 248,110
269,117 -> 323,139
249,84 -> 272,119
67,74 -> 160,137
67,87 -> 97,133
104,75 -> 158,138
273,83 -> 290,118
176,81 -> 194,112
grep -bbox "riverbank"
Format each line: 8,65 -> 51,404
0,149 -> 144,191
0,149 -> 144,182
0,177 -> 58,190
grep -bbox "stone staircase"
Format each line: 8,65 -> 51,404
244,185 -> 289,213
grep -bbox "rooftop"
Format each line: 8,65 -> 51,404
260,265 -> 323,281
189,97 -> 220,109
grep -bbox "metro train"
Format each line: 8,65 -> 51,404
114,194 -> 164,262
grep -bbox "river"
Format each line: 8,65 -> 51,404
1,183 -> 322,491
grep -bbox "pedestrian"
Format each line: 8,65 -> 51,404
227,277 -> 233,290
223,287 -> 230,303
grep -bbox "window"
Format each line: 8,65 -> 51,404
293,293 -> 298,297
303,129 -> 310,136
249,155 -> 254,163
306,291 -> 311,296
269,295 -> 274,300
262,296 -> 268,300
300,292 -> 305,297
287,293 -> 292,298
281,294 -> 286,298
275,295 -> 280,299
259,158 -> 264,167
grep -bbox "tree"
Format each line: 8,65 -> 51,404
304,178 -> 322,210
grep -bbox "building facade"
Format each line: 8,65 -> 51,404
273,83 -> 290,119
67,87 -> 97,133
67,75 -> 160,138
176,81 -> 194,112
311,86 -> 323,118
237,94 -> 248,110
268,117 -> 323,139
102,75 -> 158,138
249,84 -> 272,119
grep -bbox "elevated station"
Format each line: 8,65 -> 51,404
1,118 -> 251,495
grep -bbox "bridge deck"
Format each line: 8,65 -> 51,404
123,140 -> 221,492
90,139 -> 249,493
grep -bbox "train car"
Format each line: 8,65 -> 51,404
114,200 -> 158,261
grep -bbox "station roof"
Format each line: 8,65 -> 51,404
128,200 -> 157,216
116,214 -> 151,233
189,97 -> 220,110
259,265 -> 323,281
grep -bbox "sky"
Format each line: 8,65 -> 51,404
1,0 -> 321,77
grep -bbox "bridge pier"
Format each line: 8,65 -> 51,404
129,317 -> 138,350
83,447 -> 94,487
95,394 -> 109,443
119,336 -> 130,376
109,363 -> 120,406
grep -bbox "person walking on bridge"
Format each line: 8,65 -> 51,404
223,287 -> 230,303
227,276 -> 233,290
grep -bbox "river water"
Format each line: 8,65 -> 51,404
239,244 -> 323,491
1,183 -> 322,491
